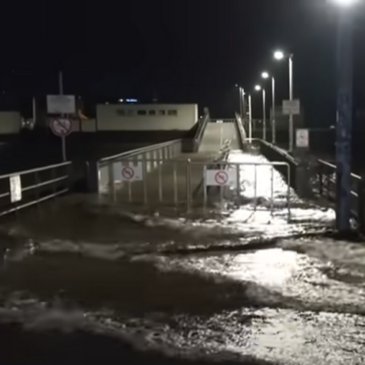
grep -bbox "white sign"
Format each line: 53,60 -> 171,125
114,162 -> 143,182
49,118 -> 73,137
9,175 -> 22,203
283,99 -> 300,115
205,169 -> 237,187
296,128 -> 309,148
47,95 -> 76,114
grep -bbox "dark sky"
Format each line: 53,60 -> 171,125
1,0 -> 364,124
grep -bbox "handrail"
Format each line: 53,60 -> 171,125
234,113 -> 246,147
99,139 -> 181,164
194,114 -> 209,146
0,161 -> 71,180
318,159 -> 361,180
258,139 -> 297,164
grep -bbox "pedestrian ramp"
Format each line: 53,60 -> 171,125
199,121 -> 240,152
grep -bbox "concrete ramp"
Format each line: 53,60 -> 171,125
199,122 -> 240,152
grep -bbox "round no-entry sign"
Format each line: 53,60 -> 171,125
122,166 -> 135,180
50,118 -> 72,137
214,170 -> 229,186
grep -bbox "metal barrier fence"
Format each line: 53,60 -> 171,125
317,159 -> 365,225
92,139 -> 183,195
0,162 -> 72,217
102,156 -> 292,221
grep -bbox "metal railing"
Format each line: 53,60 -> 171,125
0,161 -> 72,217
100,153 -> 292,221
317,159 -> 365,225
234,113 -> 247,147
193,114 -> 210,152
89,139 -> 183,195
209,119 -> 236,123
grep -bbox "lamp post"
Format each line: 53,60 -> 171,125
330,0 -> 357,231
235,84 -> 245,117
248,94 -> 252,142
262,71 -> 276,143
274,50 -> 294,151
255,85 -> 266,140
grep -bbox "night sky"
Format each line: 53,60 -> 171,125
1,0 -> 364,125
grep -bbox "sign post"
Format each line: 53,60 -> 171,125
47,71 -> 75,161
283,99 -> 300,152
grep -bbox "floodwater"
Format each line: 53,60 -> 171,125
0,151 -> 363,364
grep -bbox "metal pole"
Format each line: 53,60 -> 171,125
248,94 -> 252,142
288,56 -> 294,152
272,77 -> 276,144
32,97 -> 36,125
59,71 -> 64,94
59,71 -> 66,162
239,87 -> 243,117
238,88 -> 241,116
263,89 -> 266,141
336,10 -> 353,232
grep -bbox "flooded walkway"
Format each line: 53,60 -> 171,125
0,150 -> 363,364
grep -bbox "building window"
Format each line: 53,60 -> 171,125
158,110 -> 166,115
149,110 -> 156,115
116,109 -> 126,116
137,110 -> 147,115
127,110 -> 134,116
167,110 -> 178,116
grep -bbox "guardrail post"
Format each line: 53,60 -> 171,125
358,176 -> 365,232
87,160 -> 100,193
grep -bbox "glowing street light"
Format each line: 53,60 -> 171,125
330,0 -> 358,7
273,49 -> 294,151
254,85 -> 266,140
274,50 -> 285,60
261,72 -> 276,143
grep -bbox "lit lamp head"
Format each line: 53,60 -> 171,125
255,85 -> 261,91
330,0 -> 358,7
261,72 -> 270,79
274,51 -> 285,60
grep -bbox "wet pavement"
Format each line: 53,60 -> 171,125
0,150 -> 364,364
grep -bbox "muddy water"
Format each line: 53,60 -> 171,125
0,152 -> 363,364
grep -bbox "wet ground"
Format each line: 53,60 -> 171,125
0,151 -> 363,364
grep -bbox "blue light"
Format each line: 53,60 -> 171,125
126,98 -> 138,103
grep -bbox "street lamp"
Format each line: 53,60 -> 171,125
330,0 -> 358,6
261,72 -> 276,144
274,49 -> 294,151
235,84 -> 245,117
255,85 -> 266,140
331,0 -> 357,231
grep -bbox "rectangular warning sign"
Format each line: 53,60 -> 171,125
205,169 -> 237,187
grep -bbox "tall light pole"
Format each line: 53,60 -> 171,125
274,50 -> 294,151
262,71 -> 276,143
235,84 -> 245,117
255,85 -> 266,140
330,0 -> 357,231
248,94 -> 252,142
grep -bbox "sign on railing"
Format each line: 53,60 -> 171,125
0,162 -> 72,217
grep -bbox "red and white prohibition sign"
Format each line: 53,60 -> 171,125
214,170 -> 229,186
121,166 -> 135,180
